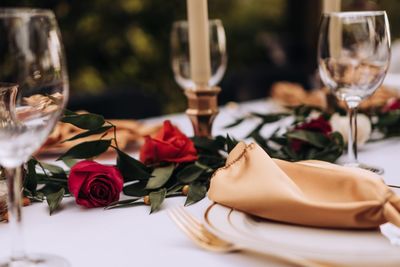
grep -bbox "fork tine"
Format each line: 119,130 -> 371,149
176,206 -> 202,226
168,207 -> 329,267
168,209 -> 210,250
168,207 -> 235,252
168,208 -> 212,244
174,207 -> 228,242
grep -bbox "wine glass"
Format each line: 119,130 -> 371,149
318,11 -> 390,174
171,19 -> 227,89
0,8 -> 69,266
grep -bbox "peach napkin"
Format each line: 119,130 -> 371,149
38,119 -> 161,155
270,81 -> 398,111
208,142 -> 400,229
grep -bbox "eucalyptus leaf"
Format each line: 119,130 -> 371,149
61,113 -> 105,130
46,188 -> 65,215
116,148 -> 151,181
57,139 -> 111,160
146,165 -> 174,190
63,125 -> 113,142
149,188 -> 166,213
184,183 -> 207,206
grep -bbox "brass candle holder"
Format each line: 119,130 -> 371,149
184,85 -> 221,137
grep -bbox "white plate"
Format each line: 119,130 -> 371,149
204,203 -> 400,267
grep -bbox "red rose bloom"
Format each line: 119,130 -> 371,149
140,120 -> 198,165
68,160 -> 124,208
382,98 -> 400,112
290,116 -> 332,153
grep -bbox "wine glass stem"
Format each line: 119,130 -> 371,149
5,166 -> 26,262
348,106 -> 358,164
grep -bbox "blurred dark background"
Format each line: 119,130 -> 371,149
1,0 -> 400,118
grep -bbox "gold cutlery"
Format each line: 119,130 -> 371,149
167,207 -> 332,267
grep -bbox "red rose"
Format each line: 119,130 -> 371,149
290,116 -> 332,153
68,160 -> 124,208
382,98 -> 400,112
140,120 -> 198,165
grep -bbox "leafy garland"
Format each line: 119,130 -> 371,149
22,110 -> 237,214
225,96 -> 400,162
20,94 -> 400,215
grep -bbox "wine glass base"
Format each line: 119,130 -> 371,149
343,162 -> 384,175
0,254 -> 69,267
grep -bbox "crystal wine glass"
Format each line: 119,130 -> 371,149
318,11 -> 390,174
0,8 -> 69,266
171,19 -> 227,89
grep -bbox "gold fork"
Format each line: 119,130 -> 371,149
167,207 -> 331,267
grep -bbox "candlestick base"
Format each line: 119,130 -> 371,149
184,86 -> 221,137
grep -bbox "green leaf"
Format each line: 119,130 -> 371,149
39,162 -> 67,178
57,139 -> 111,160
123,180 -> 148,197
61,113 -> 105,130
176,164 -> 206,184
105,201 -> 145,210
252,112 -> 290,123
116,149 -> 150,181
24,158 -> 38,194
46,188 -> 65,215
184,183 -> 207,206
149,188 -> 167,213
192,136 -> 224,153
376,111 -> 400,130
286,130 -> 329,148
224,118 -> 245,128
63,109 -> 77,116
63,125 -> 113,142
226,134 -> 238,153
146,165 -> 174,190
167,184 -> 184,194
62,158 -> 78,168
105,197 -> 141,210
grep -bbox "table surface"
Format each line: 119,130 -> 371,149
1,99 -> 400,267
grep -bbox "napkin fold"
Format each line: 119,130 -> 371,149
39,118 -> 161,155
208,142 -> 400,229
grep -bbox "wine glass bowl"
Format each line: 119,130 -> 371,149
171,19 -> 227,89
318,11 -> 391,174
0,8 -> 69,266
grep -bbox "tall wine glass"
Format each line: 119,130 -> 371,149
0,9 -> 69,266
318,11 -> 390,174
171,19 -> 227,89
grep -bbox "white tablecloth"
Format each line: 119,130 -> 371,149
1,100 -> 400,267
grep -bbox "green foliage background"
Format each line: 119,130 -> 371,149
1,0 -> 400,115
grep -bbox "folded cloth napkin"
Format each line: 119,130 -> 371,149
38,118 -> 161,155
208,142 -> 400,229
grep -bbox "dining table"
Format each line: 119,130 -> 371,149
1,99 -> 400,267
